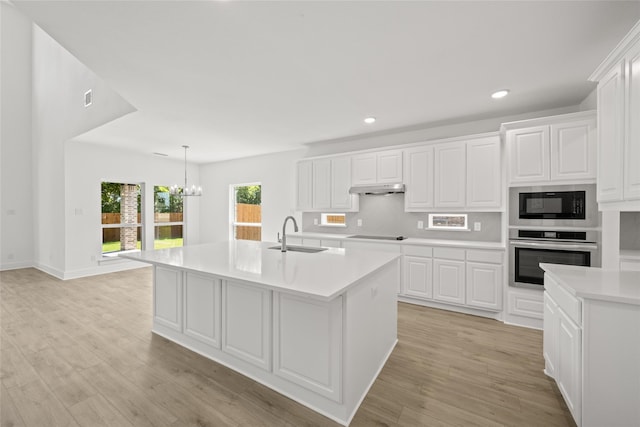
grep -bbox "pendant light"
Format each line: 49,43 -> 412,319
169,145 -> 202,197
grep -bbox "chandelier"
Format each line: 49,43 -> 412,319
169,145 -> 202,197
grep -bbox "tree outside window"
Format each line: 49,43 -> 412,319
101,182 -> 142,254
233,184 -> 261,241
154,186 -> 184,249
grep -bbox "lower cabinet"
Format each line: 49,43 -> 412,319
433,257 -> 466,305
543,273 -> 582,426
400,246 -> 504,313
154,267 -> 183,331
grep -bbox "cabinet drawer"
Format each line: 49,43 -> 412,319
466,250 -> 503,264
433,247 -> 465,261
403,245 -> 433,257
544,273 -> 581,326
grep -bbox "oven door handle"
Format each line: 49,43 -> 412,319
509,240 -> 598,251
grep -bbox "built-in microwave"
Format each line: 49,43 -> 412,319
509,184 -> 599,228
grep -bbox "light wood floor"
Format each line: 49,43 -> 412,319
1,267 -> 575,427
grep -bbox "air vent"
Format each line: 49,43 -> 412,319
84,89 -> 92,107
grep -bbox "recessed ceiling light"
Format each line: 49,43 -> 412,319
491,89 -> 510,99
364,117 -> 376,124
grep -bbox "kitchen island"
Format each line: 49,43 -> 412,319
121,240 -> 400,426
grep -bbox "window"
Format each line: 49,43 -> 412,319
231,184 -> 261,241
101,182 -> 142,255
321,213 -> 346,227
154,186 -> 184,249
427,213 -> 468,230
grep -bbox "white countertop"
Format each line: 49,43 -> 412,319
540,263 -> 640,306
620,249 -> 640,260
288,232 -> 505,250
120,240 -> 399,301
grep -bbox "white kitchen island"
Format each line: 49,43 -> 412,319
121,240 -> 400,426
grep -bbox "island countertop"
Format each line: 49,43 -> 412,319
540,263 -> 640,306
120,240 -> 400,301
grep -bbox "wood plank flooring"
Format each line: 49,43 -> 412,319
1,267 -> 575,426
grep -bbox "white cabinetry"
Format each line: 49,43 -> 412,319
589,22 -> 640,209
434,142 -> 466,208
404,134 -> 502,212
432,248 -> 466,305
505,112 -> 596,186
466,250 -> 503,311
404,146 -> 434,211
543,273 -> 582,426
352,149 -> 403,185
296,157 -> 358,212
402,246 -> 433,299
466,137 -> 502,208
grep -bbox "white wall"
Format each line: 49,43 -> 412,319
1,2 -> 33,270
199,149 -> 306,244
64,141 -> 200,278
31,23 -> 136,277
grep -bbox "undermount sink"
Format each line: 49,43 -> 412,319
268,245 -> 328,253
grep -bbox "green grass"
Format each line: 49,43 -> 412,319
102,238 -> 183,253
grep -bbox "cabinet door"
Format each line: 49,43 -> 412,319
625,43 -> 640,200
154,267 -> 182,332
433,259 -> 465,305
402,256 -> 433,299
312,159 -> 331,209
507,126 -> 550,184
331,156 -> 354,209
466,136 -> 502,208
351,153 -> 377,185
184,273 -> 221,348
434,142 -> 466,208
550,118 -> 596,182
296,161 -> 313,210
404,146 -> 434,211
597,61 -> 625,202
465,262 -> 502,311
557,309 -> 582,425
377,150 -> 403,183
543,292 -> 559,378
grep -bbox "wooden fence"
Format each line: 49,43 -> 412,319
236,203 -> 261,241
101,213 -> 184,242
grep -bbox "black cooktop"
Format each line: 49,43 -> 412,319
348,235 -> 408,241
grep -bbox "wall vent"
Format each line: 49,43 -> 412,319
84,89 -> 92,107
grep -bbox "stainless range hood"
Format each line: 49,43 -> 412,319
348,183 -> 405,195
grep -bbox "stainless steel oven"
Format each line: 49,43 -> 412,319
509,184 -> 598,228
509,229 -> 600,289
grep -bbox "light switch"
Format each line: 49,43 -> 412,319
474,222 -> 481,231
417,220 -> 424,229
313,218 -> 318,225
357,219 -> 363,227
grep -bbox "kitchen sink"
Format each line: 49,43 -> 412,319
268,245 -> 328,253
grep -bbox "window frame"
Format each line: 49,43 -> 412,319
230,182 -> 262,241
153,185 -> 185,250
100,181 -> 144,257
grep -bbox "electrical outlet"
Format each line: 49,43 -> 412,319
357,219 -> 363,227
474,222 -> 481,231
417,220 -> 424,229
313,218 -> 318,225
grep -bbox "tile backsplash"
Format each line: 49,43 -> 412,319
302,193 -> 502,242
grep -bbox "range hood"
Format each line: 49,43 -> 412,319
348,183 -> 405,195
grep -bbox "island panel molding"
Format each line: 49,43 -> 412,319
121,241 -> 400,426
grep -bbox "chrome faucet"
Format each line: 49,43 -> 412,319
281,216 -> 299,252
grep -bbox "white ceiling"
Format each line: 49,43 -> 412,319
12,1 -> 640,164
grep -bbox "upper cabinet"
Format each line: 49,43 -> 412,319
405,134 -> 502,212
352,149 -> 403,185
296,157 -> 358,212
504,111 -> 596,186
589,21 -> 640,210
